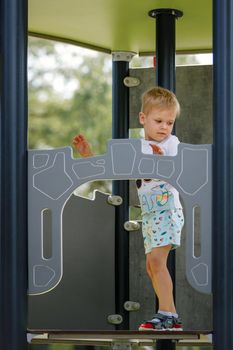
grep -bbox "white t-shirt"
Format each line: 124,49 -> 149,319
137,135 -> 182,214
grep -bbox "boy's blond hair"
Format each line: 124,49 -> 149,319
141,86 -> 180,116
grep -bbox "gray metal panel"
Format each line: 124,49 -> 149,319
28,139 -> 212,295
28,191 -> 115,330
176,65 -> 213,330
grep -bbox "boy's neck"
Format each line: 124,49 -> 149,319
144,135 -> 171,143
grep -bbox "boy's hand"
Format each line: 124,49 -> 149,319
72,134 -> 93,157
149,143 -> 164,155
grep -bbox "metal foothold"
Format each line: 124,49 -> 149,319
124,220 -> 141,231
123,76 -> 140,87
107,195 -> 123,206
124,301 -> 140,311
107,314 -> 123,324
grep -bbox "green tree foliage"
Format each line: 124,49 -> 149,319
28,37 -> 112,156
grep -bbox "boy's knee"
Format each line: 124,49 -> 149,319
148,250 -> 168,274
150,258 -> 164,274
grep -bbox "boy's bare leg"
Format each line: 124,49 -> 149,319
146,245 -> 176,313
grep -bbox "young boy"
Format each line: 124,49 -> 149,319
73,86 -> 184,331
136,86 -> 184,331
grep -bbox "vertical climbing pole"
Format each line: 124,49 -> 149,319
213,0 -> 233,349
0,0 -> 28,350
112,52 -> 135,329
148,9 -> 183,350
150,9 -> 183,91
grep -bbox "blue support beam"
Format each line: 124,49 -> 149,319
213,0 -> 233,349
0,0 -> 28,349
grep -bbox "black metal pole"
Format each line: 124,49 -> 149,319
0,0 -> 28,349
112,52 -> 134,330
213,0 -> 233,349
149,9 -> 183,90
149,7 -> 183,298
149,9 -> 182,350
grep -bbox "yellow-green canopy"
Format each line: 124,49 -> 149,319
29,0 -> 212,55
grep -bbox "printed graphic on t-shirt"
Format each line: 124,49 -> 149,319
138,180 -> 177,213
137,136 -> 182,214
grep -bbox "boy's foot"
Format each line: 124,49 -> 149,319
172,316 -> 183,331
138,313 -> 173,331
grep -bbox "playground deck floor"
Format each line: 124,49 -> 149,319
28,330 -> 213,346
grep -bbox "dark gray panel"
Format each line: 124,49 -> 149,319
176,65 -> 213,144
28,191 -> 115,330
176,65 -> 213,331
129,68 -> 155,128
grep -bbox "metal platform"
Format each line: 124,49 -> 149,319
28,330 -> 213,347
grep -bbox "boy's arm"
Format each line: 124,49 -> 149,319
72,134 -> 93,157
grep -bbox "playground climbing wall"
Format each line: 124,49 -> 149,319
28,64 -> 212,332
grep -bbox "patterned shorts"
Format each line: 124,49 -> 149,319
141,209 -> 184,254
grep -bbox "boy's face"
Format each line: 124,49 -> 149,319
139,106 -> 177,142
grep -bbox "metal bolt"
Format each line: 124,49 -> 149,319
107,314 -> 123,324
124,301 -> 140,311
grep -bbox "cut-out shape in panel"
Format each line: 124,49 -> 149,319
193,206 -> 201,258
157,159 -> 175,178
138,158 -> 155,175
33,153 -> 73,200
33,154 -> 49,169
42,209 -> 52,259
111,143 -> 136,175
33,265 -> 56,287
177,148 -> 208,195
191,263 -> 208,286
96,159 -> 106,165
72,161 -> 105,179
